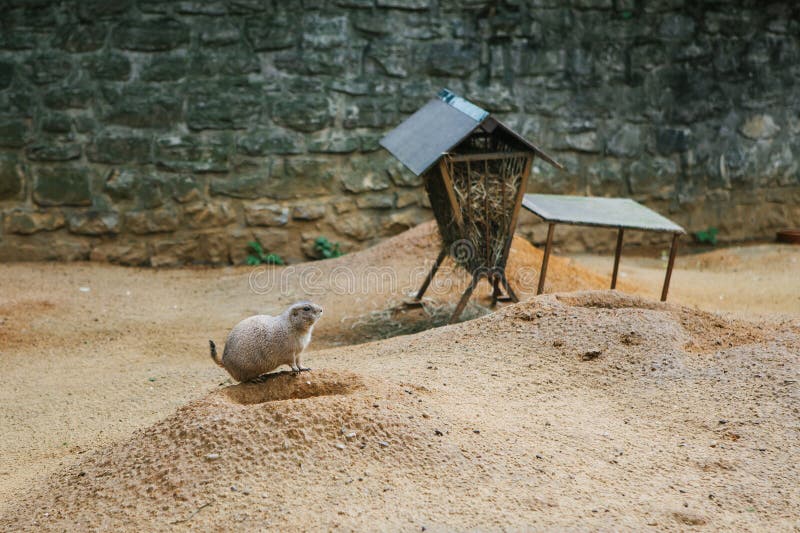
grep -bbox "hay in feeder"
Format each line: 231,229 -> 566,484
448,155 -> 526,274
433,130 -> 531,277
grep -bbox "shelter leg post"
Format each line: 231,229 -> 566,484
611,228 -> 624,290
450,272 -> 481,324
661,233 -> 680,302
537,223 -> 555,295
416,248 -> 447,300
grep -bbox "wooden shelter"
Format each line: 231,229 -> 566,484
380,89 -> 563,322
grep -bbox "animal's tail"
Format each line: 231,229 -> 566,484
209,340 -> 223,367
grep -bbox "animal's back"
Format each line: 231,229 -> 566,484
222,314 -> 291,381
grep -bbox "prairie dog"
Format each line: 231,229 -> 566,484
209,301 -> 323,382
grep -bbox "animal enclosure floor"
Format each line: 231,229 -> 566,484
0,224 -> 798,531
567,243 -> 800,317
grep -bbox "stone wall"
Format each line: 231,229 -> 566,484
0,0 -> 798,265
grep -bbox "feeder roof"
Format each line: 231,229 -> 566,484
380,88 -> 562,176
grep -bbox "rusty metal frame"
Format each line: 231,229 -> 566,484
661,233 -> 680,301
535,223 -> 681,302
525,194 -> 684,302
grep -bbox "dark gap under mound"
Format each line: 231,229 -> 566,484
333,299 -> 491,345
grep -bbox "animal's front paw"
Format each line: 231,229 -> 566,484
291,366 -> 300,373
299,366 -> 311,372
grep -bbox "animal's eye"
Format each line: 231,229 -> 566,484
303,305 -> 311,311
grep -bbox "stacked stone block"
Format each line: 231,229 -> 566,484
0,0 -> 798,264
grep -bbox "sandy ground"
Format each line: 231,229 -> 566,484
568,243 -> 800,318
0,222 -> 798,531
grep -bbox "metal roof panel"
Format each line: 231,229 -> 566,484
522,194 -> 685,233
379,98 -> 481,176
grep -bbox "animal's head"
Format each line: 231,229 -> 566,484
287,301 -> 323,330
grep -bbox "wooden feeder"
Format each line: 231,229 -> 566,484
380,89 -> 563,322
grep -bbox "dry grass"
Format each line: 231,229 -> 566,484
434,129 -> 530,279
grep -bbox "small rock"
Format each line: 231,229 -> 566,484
334,443 -> 346,450
673,511 -> 707,526
205,453 -> 220,461
582,348 -> 603,361
378,440 -> 389,447
244,204 -> 289,227
290,203 -> 326,221
79,286 -> 91,292
739,114 -> 780,140
434,429 -> 444,436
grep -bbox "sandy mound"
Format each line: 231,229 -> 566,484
554,291 -> 767,353
4,291 -> 798,531
1,370 -> 467,531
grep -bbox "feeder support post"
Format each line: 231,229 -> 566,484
416,248 -> 447,300
500,271 -> 519,303
450,272 -> 482,324
537,223 -> 555,295
500,154 -> 535,268
490,275 -> 502,308
438,158 -> 464,230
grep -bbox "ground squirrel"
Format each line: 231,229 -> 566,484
209,301 -> 323,382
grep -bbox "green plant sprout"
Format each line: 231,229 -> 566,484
694,227 -> 719,245
246,240 -> 285,266
314,236 -> 343,259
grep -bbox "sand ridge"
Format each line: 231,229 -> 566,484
2,291 -> 798,531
